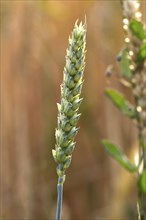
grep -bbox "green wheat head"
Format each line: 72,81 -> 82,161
52,20 -> 87,183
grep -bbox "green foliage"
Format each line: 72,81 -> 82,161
137,42 -> 146,62
102,140 -> 138,173
119,48 -> 133,78
129,18 -> 146,40
105,88 -> 136,118
138,170 -> 146,194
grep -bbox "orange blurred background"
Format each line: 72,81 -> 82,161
1,1 -> 145,219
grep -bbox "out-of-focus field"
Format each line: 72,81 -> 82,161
1,1 -> 145,219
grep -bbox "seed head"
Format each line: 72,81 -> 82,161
52,20 -> 87,180
122,0 -> 140,19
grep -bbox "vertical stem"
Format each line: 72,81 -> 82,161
56,177 -> 64,220
137,127 -> 146,220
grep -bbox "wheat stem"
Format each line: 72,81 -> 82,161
56,177 -> 64,220
52,20 -> 86,220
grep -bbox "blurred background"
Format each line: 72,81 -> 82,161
1,1 -> 145,219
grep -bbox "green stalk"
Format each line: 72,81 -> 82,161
120,0 -> 146,218
56,177 -> 64,220
137,125 -> 146,220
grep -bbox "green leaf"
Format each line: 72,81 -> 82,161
138,170 -> 146,193
119,48 -> 133,78
102,140 -> 138,173
139,170 -> 146,193
105,88 -> 136,118
137,42 -> 146,62
129,18 -> 146,40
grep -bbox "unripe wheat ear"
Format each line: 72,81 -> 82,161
52,19 -> 87,220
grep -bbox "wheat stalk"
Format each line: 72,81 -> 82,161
52,20 -> 87,220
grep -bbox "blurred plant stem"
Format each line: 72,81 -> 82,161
103,0 -> 146,219
120,1 -> 146,219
